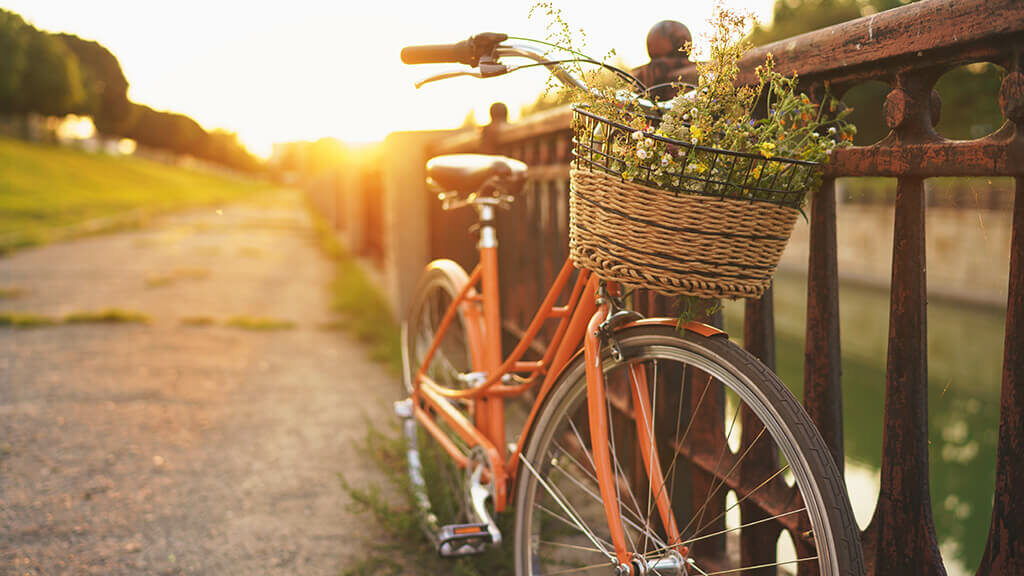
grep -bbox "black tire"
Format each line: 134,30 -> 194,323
402,260 -> 475,395
514,325 -> 864,576
401,261 -> 478,536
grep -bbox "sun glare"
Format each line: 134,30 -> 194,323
4,0 -> 775,153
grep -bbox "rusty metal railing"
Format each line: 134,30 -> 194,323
425,1 -> 1024,574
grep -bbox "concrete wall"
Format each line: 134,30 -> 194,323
779,181 -> 1013,307
380,131 -> 447,318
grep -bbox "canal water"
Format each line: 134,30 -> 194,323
722,271 -> 1003,576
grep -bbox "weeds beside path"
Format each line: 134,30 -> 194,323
0,137 -> 272,253
0,189 -> 403,574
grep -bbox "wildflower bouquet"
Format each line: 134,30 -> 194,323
570,8 -> 855,208
556,7 -> 856,299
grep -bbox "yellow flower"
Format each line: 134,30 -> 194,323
690,126 -> 704,144
758,141 -> 776,158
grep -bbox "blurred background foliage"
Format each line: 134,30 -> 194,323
519,0 -> 1005,149
0,8 -> 260,172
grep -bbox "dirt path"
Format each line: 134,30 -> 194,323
0,190 -> 401,575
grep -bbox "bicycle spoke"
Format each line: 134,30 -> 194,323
517,331 -> 858,575
641,506 -> 807,558
698,556 -> 818,576
520,452 -> 616,560
603,383 -> 643,553
682,393 -> 744,539
678,423 -> 769,539
602,401 -> 647,529
539,540 -> 607,554
690,463 -> 792,540
545,561 -> 619,575
534,502 -> 615,553
551,442 -> 656,548
629,359 -> 658,557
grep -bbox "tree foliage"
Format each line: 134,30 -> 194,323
0,10 -> 29,113
20,22 -> 85,116
748,0 -> 1003,145
0,8 -> 259,171
57,33 -> 134,135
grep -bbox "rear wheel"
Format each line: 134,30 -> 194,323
402,261 -> 480,538
514,325 -> 864,576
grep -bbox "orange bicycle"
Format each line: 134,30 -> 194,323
397,34 -> 863,575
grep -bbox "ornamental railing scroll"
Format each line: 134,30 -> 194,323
427,1 -> 1024,574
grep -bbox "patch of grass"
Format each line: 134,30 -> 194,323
308,203 -> 402,374
339,421 -> 513,576
181,315 -> 217,326
0,311 -> 59,327
145,267 -> 210,288
0,286 -> 25,299
318,319 -> 348,331
237,245 -> 264,257
64,309 -> 150,324
0,137 -> 272,253
340,554 -> 404,576
225,315 -> 295,330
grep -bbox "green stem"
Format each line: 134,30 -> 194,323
506,36 -> 602,65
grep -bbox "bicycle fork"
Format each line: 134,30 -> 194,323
584,296 -> 688,574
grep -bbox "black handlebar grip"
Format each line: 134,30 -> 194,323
400,40 -> 474,65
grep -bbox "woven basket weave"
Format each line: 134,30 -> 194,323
569,168 -> 800,299
569,106 -> 818,299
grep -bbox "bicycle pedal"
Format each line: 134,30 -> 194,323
437,523 -> 493,558
394,398 -> 414,419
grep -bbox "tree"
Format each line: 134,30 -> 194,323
21,26 -> 84,116
127,104 -> 206,155
58,33 -> 134,135
0,10 -> 29,114
745,0 -> 1010,146
748,0 -> 864,47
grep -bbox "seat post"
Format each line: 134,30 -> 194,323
475,202 -> 506,458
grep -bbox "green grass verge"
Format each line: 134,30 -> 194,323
0,312 -> 58,327
180,316 -> 217,326
225,316 -> 295,331
145,267 -> 210,288
338,422 -> 513,576
0,137 -> 272,253
0,286 -> 24,299
308,203 -> 402,374
64,309 -> 150,324
1,308 -> 151,327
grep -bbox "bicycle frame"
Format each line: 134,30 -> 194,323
411,255 -> 598,512
409,235 -> 724,562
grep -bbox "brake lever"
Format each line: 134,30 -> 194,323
415,69 -> 483,88
414,63 -> 510,88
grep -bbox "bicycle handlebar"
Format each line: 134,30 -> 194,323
401,33 -> 689,114
401,41 -> 476,65
401,33 -> 509,67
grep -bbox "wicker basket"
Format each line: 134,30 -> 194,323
569,106 -> 820,299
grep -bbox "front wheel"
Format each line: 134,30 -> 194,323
514,325 -> 864,576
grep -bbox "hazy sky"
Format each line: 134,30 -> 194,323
5,1 -> 776,155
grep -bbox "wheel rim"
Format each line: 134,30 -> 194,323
406,276 -> 472,393
517,338 -> 839,576
404,275 -> 476,531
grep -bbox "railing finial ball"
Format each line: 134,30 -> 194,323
647,20 -> 691,60
490,102 -> 508,125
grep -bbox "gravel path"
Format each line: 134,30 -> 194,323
1,190 -> 401,575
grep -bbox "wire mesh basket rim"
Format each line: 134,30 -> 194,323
571,105 -> 821,168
